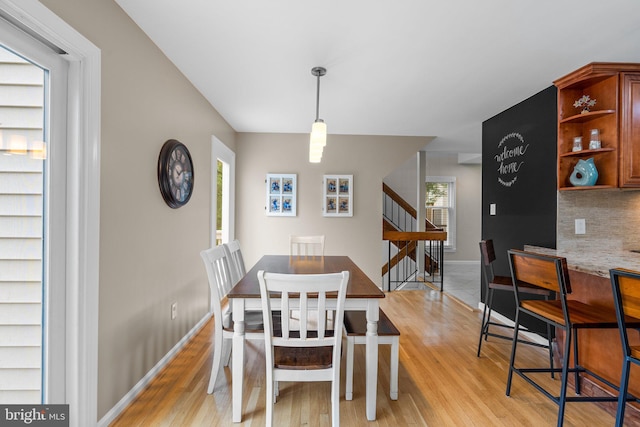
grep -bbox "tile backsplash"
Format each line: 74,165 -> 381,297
557,189 -> 640,252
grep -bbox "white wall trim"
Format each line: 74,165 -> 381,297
443,260 -> 480,266
0,1 -> 101,425
97,314 -> 211,427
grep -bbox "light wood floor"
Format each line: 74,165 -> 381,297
110,289 -> 620,426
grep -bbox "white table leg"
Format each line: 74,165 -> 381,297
232,298 -> 246,423
345,335 -> 355,400
365,303 -> 379,421
390,336 -> 399,400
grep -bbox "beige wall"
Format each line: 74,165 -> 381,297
235,133 -> 428,284
40,0 -> 235,418
384,152 -> 482,261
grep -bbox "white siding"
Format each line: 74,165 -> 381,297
0,47 -> 44,402
0,368 -> 41,389
0,347 -> 40,368
0,390 -> 40,404
0,303 -> 41,324
0,283 -> 41,302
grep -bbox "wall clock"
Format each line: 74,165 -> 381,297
157,139 -> 194,208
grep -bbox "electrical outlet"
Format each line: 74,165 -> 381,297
575,219 -> 586,235
171,302 -> 177,320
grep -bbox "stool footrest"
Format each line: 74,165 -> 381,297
512,365 -> 640,403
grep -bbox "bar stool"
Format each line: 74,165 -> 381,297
477,240 -> 554,361
610,268 -> 640,427
506,249 -> 628,427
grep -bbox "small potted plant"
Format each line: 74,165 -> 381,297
573,95 -> 597,114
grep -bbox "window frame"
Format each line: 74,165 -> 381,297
425,175 -> 456,251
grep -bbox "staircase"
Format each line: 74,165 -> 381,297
382,183 -> 447,291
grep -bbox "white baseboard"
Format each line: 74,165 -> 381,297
477,302 -> 548,346
97,313 -> 211,427
443,260 -> 481,266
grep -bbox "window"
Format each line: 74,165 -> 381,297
425,176 -> 456,251
0,21 -> 68,405
212,136 -> 235,246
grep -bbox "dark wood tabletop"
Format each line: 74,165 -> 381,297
228,255 -> 385,299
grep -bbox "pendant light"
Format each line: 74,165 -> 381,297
309,66 -> 327,163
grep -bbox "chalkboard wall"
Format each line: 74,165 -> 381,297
481,85 -> 557,335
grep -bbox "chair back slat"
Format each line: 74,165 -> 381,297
617,272 -> 640,320
257,270 -> 348,349
225,240 -> 247,285
290,235 -> 325,259
200,246 -> 233,324
509,249 -> 570,294
299,292 -> 308,339
479,240 -> 499,284
612,268 -> 640,321
318,292 -> 326,339
281,292 -> 290,339
480,239 -> 497,265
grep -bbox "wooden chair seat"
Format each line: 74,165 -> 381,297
486,274 -> 515,291
343,308 -> 400,401
522,299 -> 640,329
274,345 -> 334,370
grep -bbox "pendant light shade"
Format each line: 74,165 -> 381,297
309,67 -> 327,163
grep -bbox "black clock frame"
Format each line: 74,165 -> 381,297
157,139 -> 194,208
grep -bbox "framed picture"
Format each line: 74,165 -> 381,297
266,173 -> 296,216
323,174 -> 353,217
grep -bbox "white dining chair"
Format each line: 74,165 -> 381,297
225,239 -> 247,285
289,235 -> 325,259
200,246 -> 264,394
288,235 -> 327,322
257,270 -> 349,427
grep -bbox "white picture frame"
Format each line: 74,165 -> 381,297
266,173 -> 296,216
323,174 -> 353,217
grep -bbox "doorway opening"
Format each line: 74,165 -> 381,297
211,137 -> 235,246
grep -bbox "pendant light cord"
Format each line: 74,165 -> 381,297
315,73 -> 321,122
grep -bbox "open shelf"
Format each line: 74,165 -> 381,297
559,184 -> 615,191
559,110 -> 615,124
559,147 -> 615,158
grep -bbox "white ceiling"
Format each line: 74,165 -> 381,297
115,0 -> 640,154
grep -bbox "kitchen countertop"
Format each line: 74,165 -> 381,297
523,245 -> 640,279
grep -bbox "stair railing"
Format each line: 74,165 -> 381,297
382,183 -> 447,291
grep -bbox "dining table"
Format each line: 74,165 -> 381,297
227,255 -> 386,423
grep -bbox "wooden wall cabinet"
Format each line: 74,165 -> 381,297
554,63 -> 640,190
